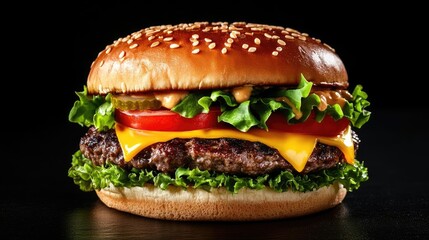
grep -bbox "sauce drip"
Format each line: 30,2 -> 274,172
313,90 -> 352,111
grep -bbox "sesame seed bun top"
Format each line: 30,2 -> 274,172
87,21 -> 348,94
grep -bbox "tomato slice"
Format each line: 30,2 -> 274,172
266,113 -> 349,137
115,108 -> 349,136
115,108 -> 224,131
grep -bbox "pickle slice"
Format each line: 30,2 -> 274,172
111,94 -> 162,110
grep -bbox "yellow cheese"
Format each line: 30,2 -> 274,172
115,123 -> 354,172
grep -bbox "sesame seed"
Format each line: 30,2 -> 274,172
323,43 -> 335,52
230,25 -> 244,31
208,42 -> 216,49
133,32 -> 142,39
145,30 -> 156,36
277,39 -> 286,46
286,27 -> 300,33
192,48 -> 200,54
100,23 -> 322,61
99,60 -> 104,67
150,41 -> 160,47
170,43 -> 180,48
248,47 -> 257,52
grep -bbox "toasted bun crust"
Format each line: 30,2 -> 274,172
88,22 -> 348,94
96,183 -> 347,221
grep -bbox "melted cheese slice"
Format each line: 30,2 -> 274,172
115,123 -> 354,172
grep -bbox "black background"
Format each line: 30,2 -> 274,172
2,2 -> 428,239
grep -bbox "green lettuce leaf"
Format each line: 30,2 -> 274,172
68,86 -> 115,131
218,100 -> 260,132
170,75 -> 371,132
269,74 -> 313,110
197,90 -> 237,112
68,75 -> 371,132
169,93 -> 205,118
68,150 -> 369,193
350,85 -> 371,128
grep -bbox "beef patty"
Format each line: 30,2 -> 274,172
80,127 -> 359,176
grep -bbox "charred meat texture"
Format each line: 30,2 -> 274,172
80,127 -> 359,176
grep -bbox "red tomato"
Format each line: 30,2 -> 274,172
115,108 -> 224,131
266,112 -> 349,137
115,108 -> 349,136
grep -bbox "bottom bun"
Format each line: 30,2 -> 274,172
96,182 -> 347,221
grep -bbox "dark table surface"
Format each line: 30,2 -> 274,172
2,108 -> 428,239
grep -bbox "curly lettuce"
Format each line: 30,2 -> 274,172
68,75 -> 371,132
68,150 -> 369,194
68,86 -> 115,131
172,75 -> 371,132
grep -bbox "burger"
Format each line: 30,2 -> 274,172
69,21 -> 371,221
